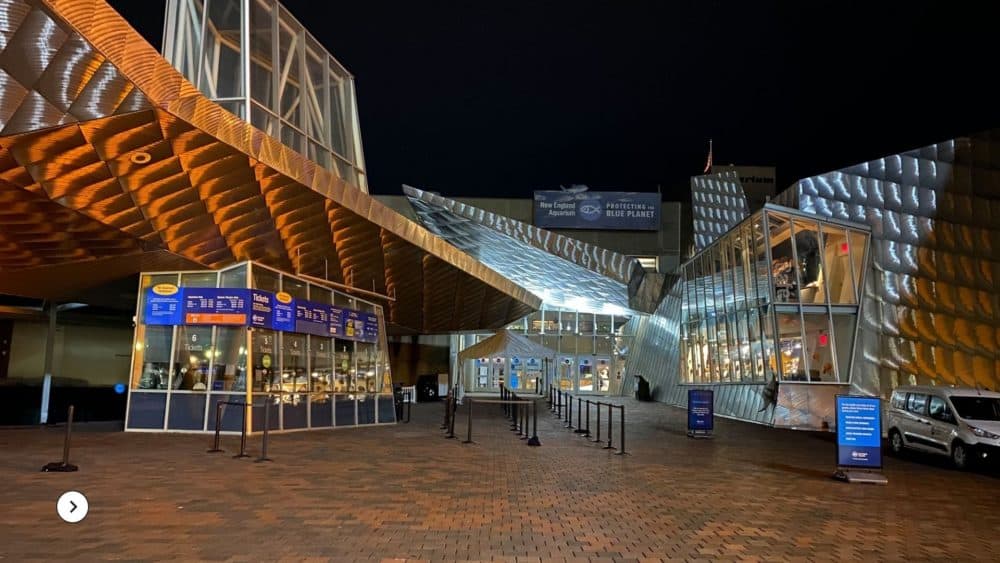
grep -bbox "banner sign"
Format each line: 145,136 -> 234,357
142,286 -> 378,342
143,284 -> 184,325
687,389 -> 714,435
533,191 -> 660,231
836,395 -> 882,469
183,288 -> 249,325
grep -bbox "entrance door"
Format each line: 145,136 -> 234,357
557,356 -> 574,390
595,357 -> 611,393
577,358 -> 594,392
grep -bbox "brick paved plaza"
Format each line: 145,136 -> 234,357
1,397 -> 998,562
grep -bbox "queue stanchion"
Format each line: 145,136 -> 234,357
441,389 -> 451,429
576,399 -> 591,438
207,401 -> 225,453
255,396 -> 273,463
462,399 -> 474,444
520,400 -> 529,440
615,405 -> 628,455
592,401 -> 603,443
446,393 -> 457,439
555,390 -> 562,417
603,402 -> 614,450
233,402 -> 250,459
566,393 -> 574,429
528,400 -> 541,446
574,397 -> 588,434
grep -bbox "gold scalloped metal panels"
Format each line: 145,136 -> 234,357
788,133 -> 1000,394
0,0 -> 539,332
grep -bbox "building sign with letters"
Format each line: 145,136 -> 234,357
533,191 -> 660,231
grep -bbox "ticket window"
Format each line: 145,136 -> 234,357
334,339 -> 354,393
252,329 -> 278,393
173,325 -> 213,391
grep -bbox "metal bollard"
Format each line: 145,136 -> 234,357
441,390 -> 451,429
603,402 -> 614,449
615,405 -> 627,455
528,400 -> 541,446
555,390 -> 562,417
566,394 -> 574,429
42,405 -> 79,472
207,401 -> 224,453
592,401 -> 602,443
462,399 -> 474,444
256,397 -> 273,462
233,403 -> 250,459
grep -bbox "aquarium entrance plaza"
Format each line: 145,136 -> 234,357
1,399 -> 997,562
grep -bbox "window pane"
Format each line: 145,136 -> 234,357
310,336 -> 332,393
526,310 -> 542,334
180,271 -> 217,288
251,328 -> 277,393
135,326 -> 173,389
847,230 -> 868,302
801,312 -> 835,382
277,10 -> 302,128
211,326 -> 246,391
173,325 -> 213,390
768,212 -> 797,303
282,275 -> 308,299
219,264 -> 247,288
201,0 -> 243,99
334,338 -> 354,392
281,332 -> 307,392
831,313 -> 857,383
304,37 -> 328,143
249,0 -> 274,109
251,264 -> 280,292
356,342 -> 376,393
251,103 -> 278,138
820,226 -> 855,304
776,312 -> 805,381
793,219 -> 825,304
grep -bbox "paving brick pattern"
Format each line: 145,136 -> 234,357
0,396 -> 998,562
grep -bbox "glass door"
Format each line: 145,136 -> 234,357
577,358 -> 594,392
558,356 -> 575,390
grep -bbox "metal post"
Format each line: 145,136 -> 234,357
462,399 -> 474,444
233,403 -> 250,459
207,401 -> 224,453
445,394 -> 457,439
520,401 -> 528,439
528,400 -> 541,446
441,389 -> 450,429
592,401 -> 602,443
555,389 -> 561,416
615,405 -> 627,455
566,394 -> 574,429
256,397 -> 273,462
603,402 -> 614,449
574,398 -> 588,434
61,405 -> 73,464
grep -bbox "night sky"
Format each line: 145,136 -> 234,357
111,1 -> 1000,201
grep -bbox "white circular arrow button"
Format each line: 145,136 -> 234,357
57,491 -> 88,523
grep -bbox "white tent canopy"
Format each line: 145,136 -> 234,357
457,330 -> 557,362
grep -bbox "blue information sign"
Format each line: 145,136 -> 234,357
249,290 -> 274,328
361,312 -> 379,342
272,293 -> 295,332
183,288 -> 250,325
533,191 -> 660,231
295,299 -> 331,337
143,285 -> 184,325
836,395 -> 882,469
687,389 -> 714,435
329,306 -> 344,337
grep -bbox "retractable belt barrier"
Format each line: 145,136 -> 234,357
206,397 -> 275,462
450,384 -> 541,446
546,385 -> 628,456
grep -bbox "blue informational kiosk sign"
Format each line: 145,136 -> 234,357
687,389 -> 714,438
835,395 -> 883,470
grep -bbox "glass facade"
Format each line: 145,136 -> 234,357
680,206 -> 870,385
127,262 -> 394,433
455,305 -> 634,395
162,0 -> 368,191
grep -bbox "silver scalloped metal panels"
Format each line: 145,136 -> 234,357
404,185 -> 643,315
691,168 -> 749,251
0,0 -> 539,333
788,133 -> 1000,394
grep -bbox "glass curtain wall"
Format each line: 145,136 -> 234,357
126,262 -> 393,433
459,305 -> 634,395
680,207 -> 870,385
162,0 -> 368,191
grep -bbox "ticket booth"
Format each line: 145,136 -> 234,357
126,262 -> 396,434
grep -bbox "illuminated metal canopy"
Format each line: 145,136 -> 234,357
0,0 -> 538,332
404,185 -> 644,315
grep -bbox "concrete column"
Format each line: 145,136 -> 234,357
39,302 -> 57,424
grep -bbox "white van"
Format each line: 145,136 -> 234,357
887,385 -> 1000,469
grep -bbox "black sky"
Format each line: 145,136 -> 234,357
110,1 -> 1000,200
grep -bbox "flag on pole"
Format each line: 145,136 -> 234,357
703,139 -> 713,174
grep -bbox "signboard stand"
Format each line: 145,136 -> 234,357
833,395 -> 887,485
686,389 -> 714,439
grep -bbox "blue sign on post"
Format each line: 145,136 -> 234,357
687,389 -> 714,437
533,191 -> 660,231
835,395 -> 882,469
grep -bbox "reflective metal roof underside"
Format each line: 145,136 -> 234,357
404,185 -> 644,315
0,0 -> 539,333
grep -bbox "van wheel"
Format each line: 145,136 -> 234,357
951,441 -> 971,470
889,429 -> 904,455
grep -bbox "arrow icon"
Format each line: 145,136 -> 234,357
69,501 -> 78,513
57,491 -> 88,523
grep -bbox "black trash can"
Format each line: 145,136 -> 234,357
416,375 -> 439,402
